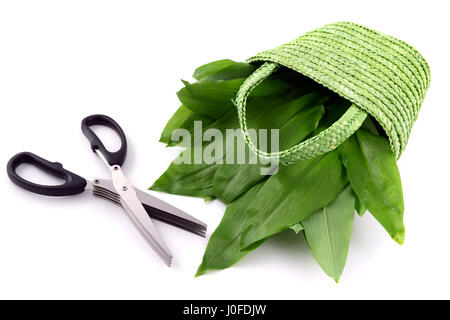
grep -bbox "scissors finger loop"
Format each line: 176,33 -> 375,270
7,152 -> 87,196
81,114 -> 127,166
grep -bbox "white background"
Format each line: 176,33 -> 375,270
0,0 -> 449,300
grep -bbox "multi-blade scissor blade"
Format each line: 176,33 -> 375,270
110,165 -> 173,266
89,179 -> 207,237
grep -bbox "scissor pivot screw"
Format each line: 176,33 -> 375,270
122,186 -> 128,191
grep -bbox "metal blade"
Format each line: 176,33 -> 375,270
87,179 -> 207,236
135,188 -> 207,230
109,166 -> 173,266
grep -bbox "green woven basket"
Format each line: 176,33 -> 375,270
236,22 -> 430,165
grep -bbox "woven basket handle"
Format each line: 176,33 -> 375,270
236,62 -> 368,165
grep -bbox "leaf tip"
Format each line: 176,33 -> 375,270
148,183 -> 163,192
393,230 -> 405,245
195,265 -> 207,277
149,176 -> 169,192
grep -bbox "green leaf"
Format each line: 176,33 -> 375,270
354,191 -> 367,216
193,59 -> 237,81
177,78 -> 245,119
240,150 -> 348,249
302,185 -> 355,283
352,117 -> 377,216
151,90 -> 324,199
204,62 -> 257,81
339,129 -> 405,244
177,74 -> 300,119
196,183 -> 266,276
159,105 -> 214,146
150,92 -> 275,198
167,115 -> 215,148
149,146 -> 217,198
149,110 -> 239,198
213,101 -> 326,203
159,105 -> 192,144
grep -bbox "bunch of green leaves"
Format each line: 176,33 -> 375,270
150,59 -> 405,282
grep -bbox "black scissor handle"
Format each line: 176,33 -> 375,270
7,152 -> 87,196
81,114 -> 127,166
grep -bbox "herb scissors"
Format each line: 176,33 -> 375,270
6,114 -> 207,266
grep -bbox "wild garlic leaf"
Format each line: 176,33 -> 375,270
349,116 -> 378,216
354,192 -> 367,216
196,183 -> 266,276
316,103 -> 375,217
150,90 -> 322,199
311,98 -> 371,218
339,129 -> 405,244
165,112 -> 215,148
213,101 -> 326,204
159,105 -> 214,146
159,105 -> 192,144
149,107 -> 241,199
204,62 -> 257,81
161,60 -> 254,145
177,73 -> 302,119
149,92 -> 284,198
177,78 -> 245,119
302,185 -> 355,283
193,59 -> 237,81
240,150 -> 348,249
149,146 -> 217,198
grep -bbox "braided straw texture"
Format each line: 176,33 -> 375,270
238,21 -> 430,163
